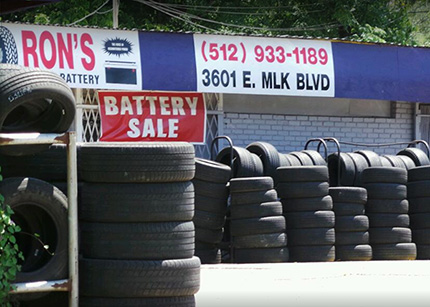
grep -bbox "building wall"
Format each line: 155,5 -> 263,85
222,102 -> 415,156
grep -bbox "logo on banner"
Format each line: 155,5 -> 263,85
0,26 -> 18,64
97,91 -> 206,143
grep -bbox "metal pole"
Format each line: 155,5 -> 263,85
67,132 -> 79,307
113,0 -> 120,29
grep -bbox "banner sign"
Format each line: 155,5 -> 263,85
97,91 -> 206,143
0,23 -> 142,90
193,34 -> 334,97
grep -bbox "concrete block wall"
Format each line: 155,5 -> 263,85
222,102 -> 415,156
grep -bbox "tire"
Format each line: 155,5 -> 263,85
371,243 -> 416,260
230,201 -> 282,220
335,231 -> 369,245
369,227 -> 412,244
194,157 -> 231,183
79,257 -> 201,298
289,245 -> 335,262
408,181 -> 430,198
367,213 -> 410,228
412,229 -> 430,244
192,179 -> 228,199
355,150 -> 381,167
290,151 -> 314,166
246,142 -> 282,180
408,197 -> 430,213
216,146 -> 264,178
80,221 -> 195,260
79,142 -> 195,183
229,176 -> 274,193
287,228 -> 335,246
277,182 -> 329,199
276,166 -> 329,183
365,199 -> 409,214
193,210 -> 226,230
281,196 -> 333,212
332,202 -> 365,216
284,154 -> 302,166
194,248 -> 221,264
397,148 -> 430,167
301,150 -> 327,166
363,183 -> 407,200
408,166 -> 430,182
234,247 -> 289,263
233,232 -> 287,249
396,155 -> 416,170
335,215 -> 369,232
361,167 -> 407,184
382,155 -> 408,168
230,189 -> 278,206
195,227 -> 224,244
0,177 -> 68,282
0,27 -> 18,64
79,182 -> 194,222
410,213 -> 430,228
416,244 -> 430,260
327,152 -> 355,187
230,216 -> 286,236
0,69 -> 75,132
335,244 -> 372,261
328,187 -> 367,204
379,156 -> 394,167
194,194 -> 228,215
285,211 -> 335,229
346,152 -> 369,186
79,296 -> 197,307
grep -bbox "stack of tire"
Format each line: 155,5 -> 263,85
192,158 -> 231,264
329,187 -> 372,261
407,166 -> 430,259
229,177 -> 288,263
78,142 -> 200,307
277,166 -> 335,262
361,167 -> 416,260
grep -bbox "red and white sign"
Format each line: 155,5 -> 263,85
98,91 -> 206,143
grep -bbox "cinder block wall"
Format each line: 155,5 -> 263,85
222,102 -> 415,155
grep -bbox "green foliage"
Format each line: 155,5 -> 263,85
0,0 -> 426,46
0,170 -> 23,306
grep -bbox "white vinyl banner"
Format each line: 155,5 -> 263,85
0,23 -> 141,89
194,34 -> 335,97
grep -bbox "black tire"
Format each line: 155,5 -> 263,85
397,148 -> 430,167
194,193 -> 228,215
194,157 -> 231,183
328,187 -> 367,204
230,216 -> 286,236
301,150 -> 327,166
396,155 -> 416,170
79,296 -> 197,307
0,177 -> 68,282
335,231 -> 369,245
408,165 -> 430,182
369,227 -> 412,244
335,244 -> 372,261
332,202 -> 365,216
0,144 -> 67,181
229,176 -> 274,193
230,189 -> 278,206
285,211 -> 335,229
281,195 -> 333,212
276,166 -> 329,183
194,248 -> 221,264
246,141 -> 281,180
284,154 -> 302,166
195,227 -> 224,244
346,152 -> 369,186
79,142 -> 195,183
193,210 -> 226,230
408,197 -> 430,213
230,201 -> 282,220
79,182 -> 194,222
361,167 -> 407,184
327,152 -> 355,187
335,215 -> 369,232
379,156 -> 394,167
363,183 -> 407,200
371,243 -> 416,260
412,229 -> 430,244
233,247 -> 289,263
79,257 -> 201,297
290,151 -> 314,166
289,245 -> 335,262
410,213 -> 430,228
408,181 -> 430,198
355,150 -> 382,167
366,199 -> 409,214
416,244 -> 430,260
382,155 -> 408,168
80,221 -> 195,260
216,146 -> 263,178
367,213 -> 410,228
0,27 -> 18,64
233,232 -> 287,249
192,179 -> 228,199
277,182 -> 329,199
287,228 -> 335,246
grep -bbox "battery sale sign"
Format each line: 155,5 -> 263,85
98,91 -> 206,143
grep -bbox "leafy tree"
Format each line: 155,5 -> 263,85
0,0 -> 425,45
